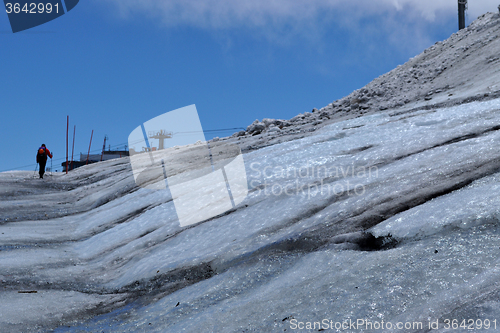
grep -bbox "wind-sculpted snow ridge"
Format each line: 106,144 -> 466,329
2,12 -> 500,333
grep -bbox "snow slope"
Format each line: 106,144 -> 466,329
2,11 -> 500,333
227,11 -> 500,154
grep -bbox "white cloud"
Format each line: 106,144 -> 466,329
98,0 -> 499,65
101,0 -> 499,29
388,0 -> 498,21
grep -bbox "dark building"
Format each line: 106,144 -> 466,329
62,150 -> 129,172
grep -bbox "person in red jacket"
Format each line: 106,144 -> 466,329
36,144 -> 53,179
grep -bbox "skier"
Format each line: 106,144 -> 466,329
36,144 -> 53,179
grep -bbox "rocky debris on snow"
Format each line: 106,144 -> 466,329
246,120 -> 266,135
244,118 -> 291,136
231,130 -> 246,138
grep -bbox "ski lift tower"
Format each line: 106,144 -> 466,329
458,0 -> 467,30
148,130 -> 173,150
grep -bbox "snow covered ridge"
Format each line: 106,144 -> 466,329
3,12 -> 500,333
230,12 -> 500,149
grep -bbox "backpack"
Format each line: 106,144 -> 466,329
37,147 -> 47,162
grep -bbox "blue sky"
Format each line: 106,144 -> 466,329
0,0 -> 497,172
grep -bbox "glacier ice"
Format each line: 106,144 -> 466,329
3,97 -> 500,331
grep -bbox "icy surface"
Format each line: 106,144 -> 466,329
2,12 -> 500,333
2,96 -> 500,332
